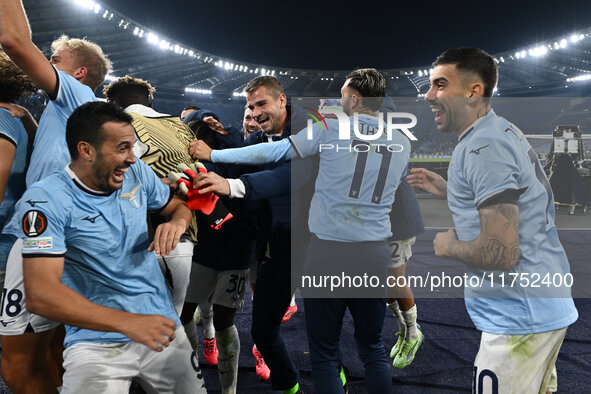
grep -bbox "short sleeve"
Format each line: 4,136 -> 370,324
6,187 -> 68,257
0,110 -> 23,147
463,136 -> 521,208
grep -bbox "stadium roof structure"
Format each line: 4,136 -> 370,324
24,0 -> 591,100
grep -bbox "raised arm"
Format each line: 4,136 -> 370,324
433,203 -> 520,270
0,0 -> 59,95
24,256 -> 177,351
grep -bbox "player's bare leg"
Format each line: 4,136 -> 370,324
1,326 -> 62,393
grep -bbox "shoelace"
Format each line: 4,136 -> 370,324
253,350 -> 266,366
205,340 -> 216,353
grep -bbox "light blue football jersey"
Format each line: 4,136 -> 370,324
0,110 -> 29,267
447,110 -> 578,334
4,159 -> 178,347
212,114 -> 411,242
26,69 -> 97,187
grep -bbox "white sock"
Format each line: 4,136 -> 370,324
183,322 -> 199,350
216,325 -> 240,394
387,301 -> 406,335
202,303 -> 215,339
289,294 -> 296,307
401,304 -> 419,340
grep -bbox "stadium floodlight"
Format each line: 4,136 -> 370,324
244,66 -> 248,72
560,39 -> 567,48
566,74 -> 591,83
102,9 -> 109,18
184,87 -> 212,95
133,26 -> 139,36
147,32 -> 159,45
104,74 -> 118,82
520,50 -> 526,58
418,70 -> 423,77
570,34 -> 579,43
74,0 -> 95,11
159,39 -> 170,50
261,68 -> 266,76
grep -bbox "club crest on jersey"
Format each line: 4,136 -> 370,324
120,184 -> 141,208
22,210 -> 48,237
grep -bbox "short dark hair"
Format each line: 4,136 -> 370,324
183,105 -> 201,112
244,76 -> 284,98
432,48 -> 498,97
345,68 -> 386,111
102,75 -> 155,108
66,101 -> 133,160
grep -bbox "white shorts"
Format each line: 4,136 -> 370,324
185,263 -> 247,311
473,327 -> 566,394
387,237 -> 416,269
157,238 -> 194,315
0,239 -> 59,335
61,327 -> 206,394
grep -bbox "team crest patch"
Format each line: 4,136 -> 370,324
120,184 -> 141,208
22,210 -> 48,237
23,237 -> 53,250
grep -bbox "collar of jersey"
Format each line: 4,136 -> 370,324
65,164 -> 113,197
457,110 -> 495,143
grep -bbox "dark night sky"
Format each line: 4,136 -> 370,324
102,0 -> 591,70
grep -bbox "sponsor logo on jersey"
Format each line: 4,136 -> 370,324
23,237 -> 53,250
25,199 -> 47,207
119,184 -> 141,209
469,144 -> 489,155
82,214 -> 101,223
0,320 -> 15,327
22,210 -> 48,237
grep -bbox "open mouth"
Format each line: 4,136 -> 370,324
257,116 -> 270,128
113,167 -> 129,183
431,106 -> 445,123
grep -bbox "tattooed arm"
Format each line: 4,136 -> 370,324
433,203 -> 520,270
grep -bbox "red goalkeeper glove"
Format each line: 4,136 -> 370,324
168,162 -> 233,230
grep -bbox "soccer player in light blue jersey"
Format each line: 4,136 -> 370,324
1,102 -> 207,393
407,48 -> 578,393
193,68 -> 411,393
0,0 -> 111,187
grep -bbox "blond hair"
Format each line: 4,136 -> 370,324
51,35 -> 112,90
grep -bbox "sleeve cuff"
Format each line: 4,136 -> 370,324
228,178 -> 246,198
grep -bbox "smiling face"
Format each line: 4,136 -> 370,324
242,107 -> 260,138
425,64 -> 476,134
245,86 -> 287,135
87,121 -> 137,192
